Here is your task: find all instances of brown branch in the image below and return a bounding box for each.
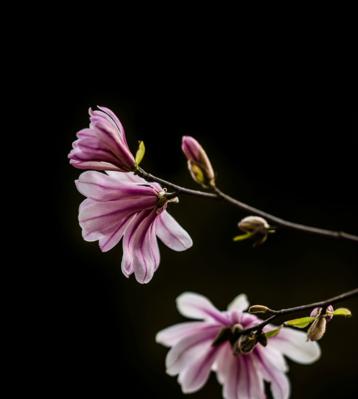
[136,167,358,243]
[239,287,358,336]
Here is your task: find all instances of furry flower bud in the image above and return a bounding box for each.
[181,136,215,188]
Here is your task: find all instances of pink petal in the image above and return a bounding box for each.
[176,292,230,324]
[69,107,136,171]
[165,325,220,376]
[269,327,321,364]
[227,294,249,312]
[178,344,219,393]
[121,210,160,284]
[218,353,265,399]
[76,171,158,201]
[78,198,155,240]
[156,321,211,347]
[215,342,233,385]
[98,214,136,252]
[96,106,128,145]
[253,348,290,399]
[156,211,193,251]
[105,171,147,185]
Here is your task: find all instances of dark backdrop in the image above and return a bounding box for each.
[20,38,357,398]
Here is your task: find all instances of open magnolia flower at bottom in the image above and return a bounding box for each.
[156,292,321,399]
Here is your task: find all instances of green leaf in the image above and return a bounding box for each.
[233,232,254,242]
[265,326,282,338]
[284,317,316,328]
[135,141,145,165]
[333,308,352,317]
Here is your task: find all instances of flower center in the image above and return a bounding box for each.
[156,190,179,211]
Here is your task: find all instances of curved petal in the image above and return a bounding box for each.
[178,344,219,393]
[165,325,220,376]
[156,321,211,347]
[122,210,160,284]
[98,214,136,252]
[78,198,155,242]
[105,171,148,185]
[269,327,321,364]
[156,211,193,251]
[227,294,249,312]
[96,106,128,144]
[69,107,136,171]
[76,171,158,201]
[253,348,290,399]
[176,292,229,324]
[216,347,266,399]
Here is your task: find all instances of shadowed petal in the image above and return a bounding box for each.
[156,211,193,251]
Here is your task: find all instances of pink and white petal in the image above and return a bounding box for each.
[221,349,240,399]
[214,342,233,385]
[240,356,266,399]
[70,159,120,171]
[178,344,219,393]
[227,294,249,312]
[98,214,136,252]
[96,106,127,144]
[78,198,155,240]
[176,292,230,324]
[156,211,193,251]
[156,321,212,347]
[76,172,157,201]
[254,349,290,399]
[228,356,265,399]
[259,345,288,372]
[122,210,160,284]
[165,325,220,376]
[269,327,321,364]
[106,171,147,185]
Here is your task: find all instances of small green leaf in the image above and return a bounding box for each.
[265,326,282,338]
[233,232,254,242]
[135,141,145,165]
[333,308,352,317]
[284,317,316,328]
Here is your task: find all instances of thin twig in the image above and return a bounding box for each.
[239,287,358,336]
[136,167,358,243]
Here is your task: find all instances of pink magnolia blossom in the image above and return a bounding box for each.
[156,292,320,399]
[69,106,136,171]
[75,171,193,283]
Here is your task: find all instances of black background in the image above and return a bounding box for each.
[13,18,357,399]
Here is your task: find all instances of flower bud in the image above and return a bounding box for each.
[310,305,334,321]
[181,136,215,188]
[238,216,269,234]
[248,305,272,314]
[325,305,334,321]
[307,317,327,341]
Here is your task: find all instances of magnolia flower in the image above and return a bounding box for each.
[69,106,136,171]
[75,171,192,283]
[156,292,320,399]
